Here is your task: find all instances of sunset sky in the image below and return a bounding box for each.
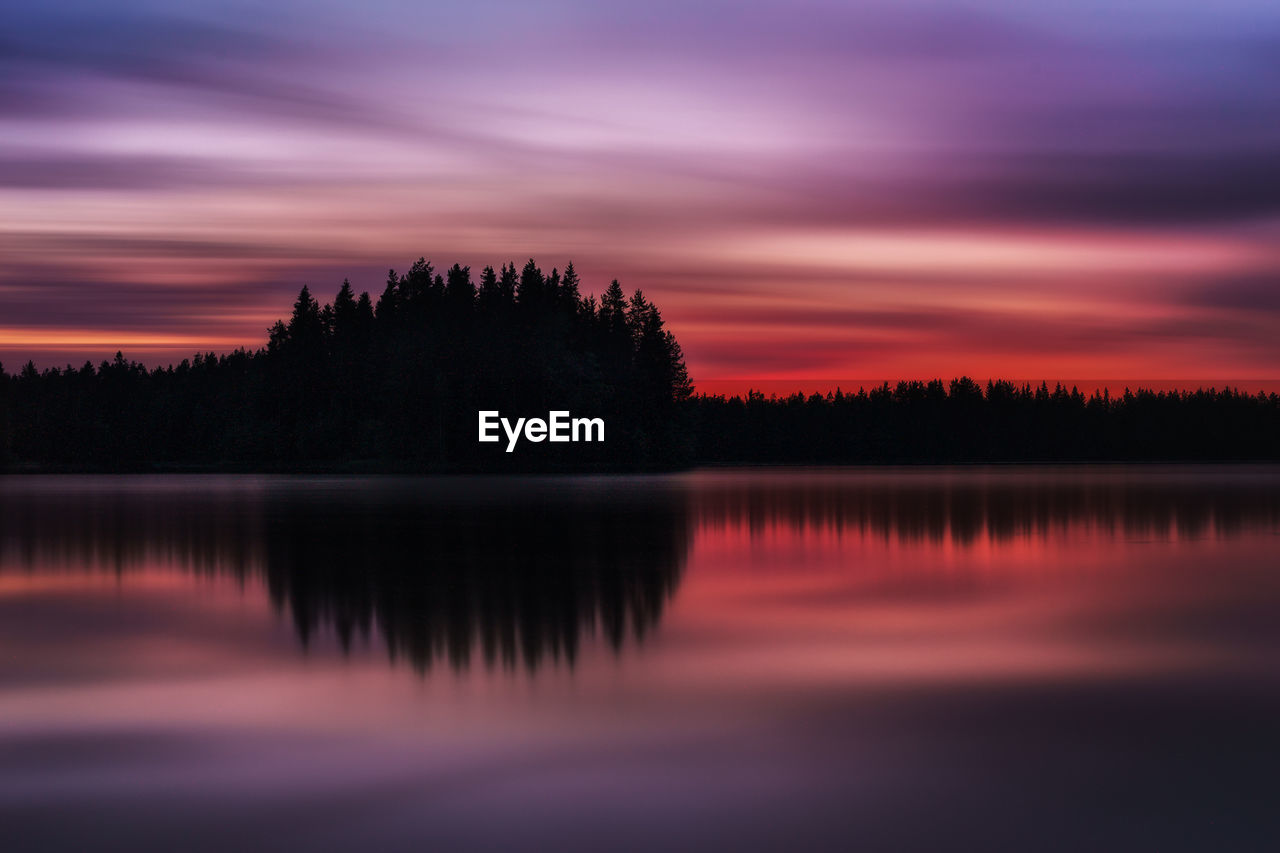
[2,0,1278,386]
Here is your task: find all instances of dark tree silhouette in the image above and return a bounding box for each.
[3,258,1278,470]
[0,360,9,468]
[2,257,695,472]
[692,379,1279,464]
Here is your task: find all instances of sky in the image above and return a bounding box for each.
[2,0,1279,387]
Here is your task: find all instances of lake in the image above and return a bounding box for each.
[2,468,1278,851]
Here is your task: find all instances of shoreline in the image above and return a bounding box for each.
[5,459,1280,476]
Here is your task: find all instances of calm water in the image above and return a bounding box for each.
[2,468,1278,851]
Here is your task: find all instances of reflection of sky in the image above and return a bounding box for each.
[2,470,1279,849]
[2,1,1279,380]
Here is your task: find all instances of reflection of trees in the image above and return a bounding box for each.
[0,478,691,672]
[259,485,690,671]
[2,470,1277,670]
[689,469,1280,544]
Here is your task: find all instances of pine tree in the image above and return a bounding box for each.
[561,261,581,306]
[517,258,545,309]
[445,264,475,314]
[478,265,500,310]
[498,262,518,303]
[376,269,400,323]
[287,286,325,353]
[332,279,358,339]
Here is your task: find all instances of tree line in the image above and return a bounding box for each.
[1,260,1277,470]
[0,258,693,471]
[694,379,1280,463]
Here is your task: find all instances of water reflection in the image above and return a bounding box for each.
[690,467,1280,542]
[1,469,1279,851]
[0,477,691,671]
[3,468,1278,675]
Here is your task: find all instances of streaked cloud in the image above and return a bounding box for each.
[2,0,1279,381]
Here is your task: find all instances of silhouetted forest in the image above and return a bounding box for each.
[1,259,1277,469]
[0,258,693,471]
[694,379,1279,463]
